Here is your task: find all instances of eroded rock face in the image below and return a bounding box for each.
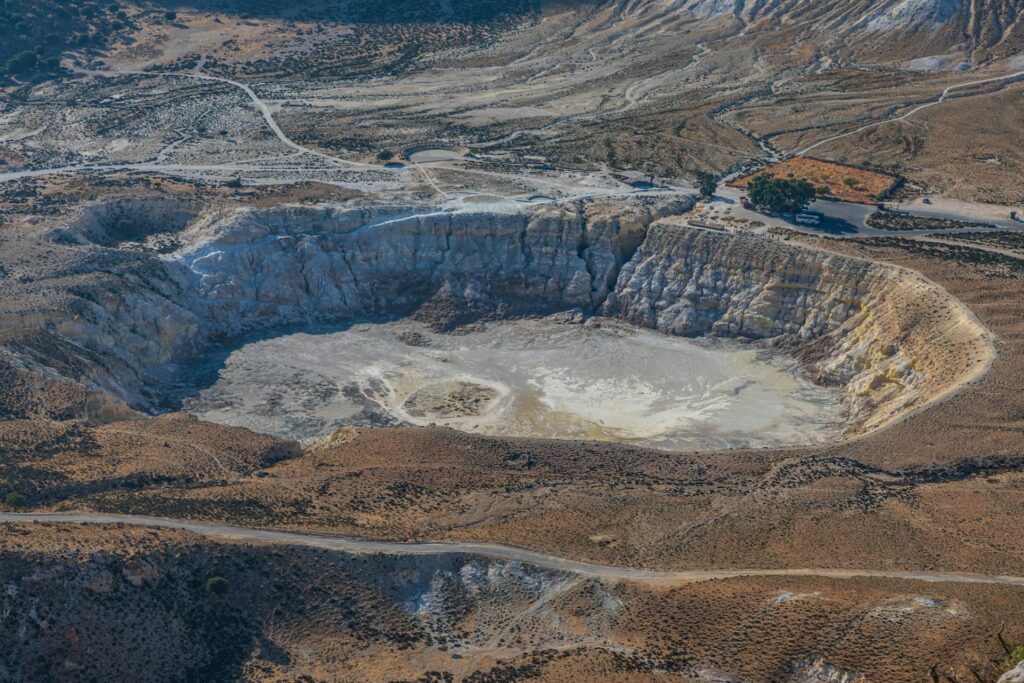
[0,200,672,413]
[605,224,992,433]
[0,198,993,437]
[604,225,883,339]
[176,203,656,335]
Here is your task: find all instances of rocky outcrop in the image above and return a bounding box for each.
[604,226,881,339]
[1000,661,1024,683]
[672,0,1022,54]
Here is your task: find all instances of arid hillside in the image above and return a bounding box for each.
[1,0,1023,680]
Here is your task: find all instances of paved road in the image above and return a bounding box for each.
[715,187,1023,238]
[4,512,1024,587]
[794,201,1022,238]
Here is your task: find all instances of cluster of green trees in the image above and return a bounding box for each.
[0,0,121,79]
[4,51,46,75]
[746,174,816,212]
[3,491,27,508]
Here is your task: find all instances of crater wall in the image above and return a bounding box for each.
[0,199,993,437]
[176,202,658,335]
[605,225,993,432]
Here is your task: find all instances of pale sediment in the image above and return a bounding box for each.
[183,317,846,448]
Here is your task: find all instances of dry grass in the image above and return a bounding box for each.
[2,523,1022,682]
[732,157,897,204]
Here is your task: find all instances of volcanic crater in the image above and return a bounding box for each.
[0,195,994,452]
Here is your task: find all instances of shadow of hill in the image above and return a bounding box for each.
[149,0,600,24]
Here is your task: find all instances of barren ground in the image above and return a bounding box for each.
[2,1,1023,681]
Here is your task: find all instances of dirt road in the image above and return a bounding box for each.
[4,512,1024,587]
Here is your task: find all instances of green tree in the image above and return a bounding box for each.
[5,50,38,75]
[696,171,717,199]
[377,150,395,162]
[747,174,816,212]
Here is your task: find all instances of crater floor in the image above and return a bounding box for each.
[183,317,844,450]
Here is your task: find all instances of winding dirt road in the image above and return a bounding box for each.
[797,69,1024,157]
[4,512,1024,587]
[109,69,382,172]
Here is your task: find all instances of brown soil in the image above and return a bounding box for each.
[2,522,1021,682]
[403,382,499,419]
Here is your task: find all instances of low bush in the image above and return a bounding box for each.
[205,576,229,595]
[4,492,28,508]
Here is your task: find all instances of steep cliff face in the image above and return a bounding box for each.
[0,199,992,437]
[174,201,669,336]
[0,200,679,414]
[0,226,209,413]
[605,225,993,432]
[184,208,594,333]
[604,226,883,339]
